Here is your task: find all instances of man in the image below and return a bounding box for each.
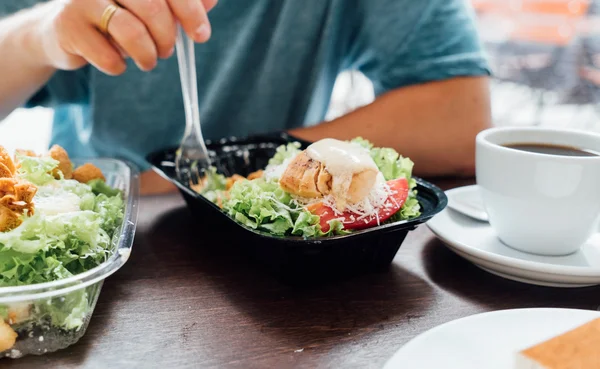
[0,0,492,194]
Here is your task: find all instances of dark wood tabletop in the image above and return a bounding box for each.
[4,178,600,369]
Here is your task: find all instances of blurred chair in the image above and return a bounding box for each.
[473,0,599,128]
[562,0,600,128]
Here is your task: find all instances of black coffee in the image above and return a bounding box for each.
[503,143,600,157]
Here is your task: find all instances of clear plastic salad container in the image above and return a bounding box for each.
[0,158,139,359]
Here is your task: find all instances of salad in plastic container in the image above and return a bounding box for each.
[0,145,138,359]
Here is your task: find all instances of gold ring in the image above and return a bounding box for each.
[99,4,119,34]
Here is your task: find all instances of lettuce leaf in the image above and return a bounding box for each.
[196,167,228,203]
[222,177,347,237]
[267,142,301,166]
[15,154,60,186]
[223,178,299,235]
[350,137,415,183]
[0,305,7,320]
[94,193,125,234]
[88,179,121,197]
[37,289,90,330]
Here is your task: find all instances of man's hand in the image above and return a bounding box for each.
[40,0,218,75]
[0,0,218,119]
[289,76,492,178]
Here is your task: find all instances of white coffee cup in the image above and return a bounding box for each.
[475,126,600,256]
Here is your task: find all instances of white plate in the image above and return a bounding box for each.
[426,185,600,288]
[383,308,600,369]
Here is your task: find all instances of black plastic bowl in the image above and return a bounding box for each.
[147,132,447,283]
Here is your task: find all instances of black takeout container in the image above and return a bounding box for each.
[147,132,447,283]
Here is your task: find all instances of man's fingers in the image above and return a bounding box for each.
[202,0,218,12]
[71,25,126,75]
[80,0,158,71]
[105,8,158,71]
[116,0,176,59]
[168,0,212,43]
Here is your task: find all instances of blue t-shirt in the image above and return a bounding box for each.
[2,0,490,171]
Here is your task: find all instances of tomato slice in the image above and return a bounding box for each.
[306,177,409,233]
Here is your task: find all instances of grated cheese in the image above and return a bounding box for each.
[293,172,393,221]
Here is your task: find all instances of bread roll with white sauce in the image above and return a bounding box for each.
[279,139,379,211]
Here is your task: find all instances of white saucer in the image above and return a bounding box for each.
[445,184,489,222]
[383,308,600,369]
[426,185,600,288]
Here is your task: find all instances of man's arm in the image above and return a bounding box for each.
[0,3,56,120]
[289,0,492,178]
[289,76,491,178]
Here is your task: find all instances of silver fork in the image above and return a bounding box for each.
[174,24,211,189]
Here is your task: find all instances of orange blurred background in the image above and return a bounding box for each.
[472,0,595,45]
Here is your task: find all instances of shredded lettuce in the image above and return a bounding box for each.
[202,167,228,193]
[94,193,125,234]
[267,142,301,167]
[196,167,228,203]
[0,305,7,320]
[15,154,60,186]
[222,178,347,237]
[350,137,415,183]
[0,157,124,332]
[88,178,121,197]
[37,289,90,331]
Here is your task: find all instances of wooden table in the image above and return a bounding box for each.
[5,179,600,369]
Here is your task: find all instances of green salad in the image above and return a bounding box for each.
[0,146,124,349]
[193,137,421,237]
